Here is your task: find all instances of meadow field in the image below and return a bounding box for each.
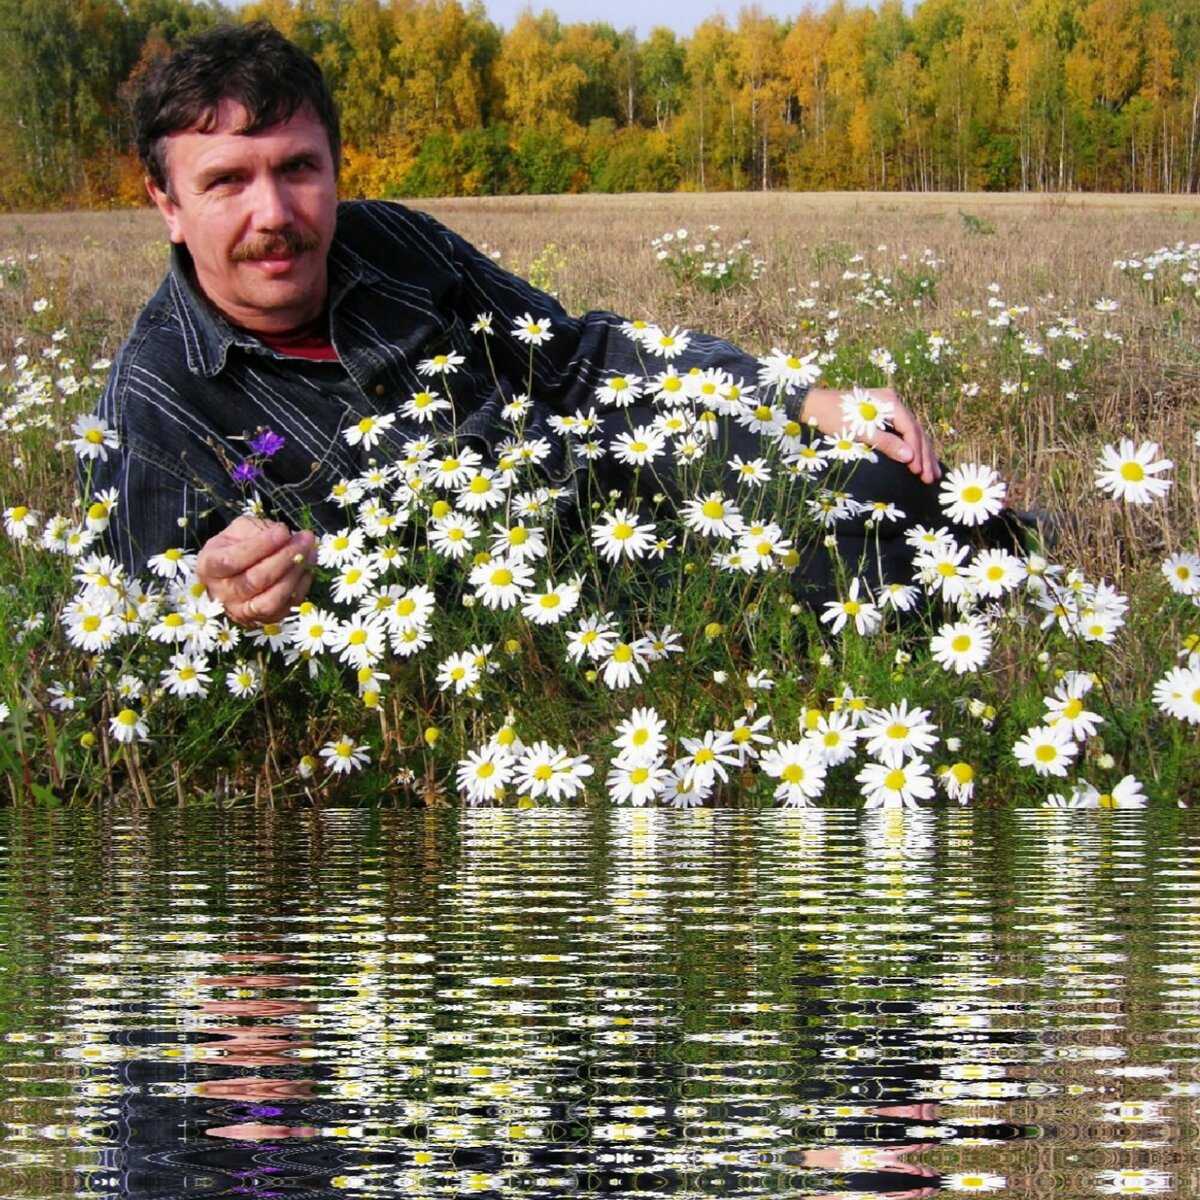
[0,191,1197,808]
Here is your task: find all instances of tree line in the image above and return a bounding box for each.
[1,0,1197,209]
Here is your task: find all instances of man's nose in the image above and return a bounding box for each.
[249,174,293,228]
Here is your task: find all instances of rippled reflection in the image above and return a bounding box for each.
[0,808,1196,1198]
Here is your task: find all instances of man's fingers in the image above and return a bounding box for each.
[199,520,291,581]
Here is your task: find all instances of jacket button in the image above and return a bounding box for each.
[374,383,386,397]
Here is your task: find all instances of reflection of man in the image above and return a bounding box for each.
[191,967,318,1141]
[91,22,957,626]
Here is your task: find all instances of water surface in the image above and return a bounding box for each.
[0,807,1196,1199]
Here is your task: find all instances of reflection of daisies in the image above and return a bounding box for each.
[945,1172,1006,1192]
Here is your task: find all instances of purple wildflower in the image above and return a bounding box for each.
[231,460,262,484]
[249,429,285,458]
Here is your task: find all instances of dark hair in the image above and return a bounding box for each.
[135,22,341,192]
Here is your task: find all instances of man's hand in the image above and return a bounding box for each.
[196,516,316,627]
[800,386,941,484]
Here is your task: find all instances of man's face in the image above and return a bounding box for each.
[148,100,337,334]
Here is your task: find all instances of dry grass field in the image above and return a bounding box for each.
[1,191,1198,805]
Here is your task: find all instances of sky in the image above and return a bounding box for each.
[475,0,807,38]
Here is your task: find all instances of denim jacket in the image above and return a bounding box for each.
[89,200,762,575]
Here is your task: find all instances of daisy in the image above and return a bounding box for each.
[757,348,821,394]
[728,713,773,763]
[1090,775,1148,809]
[820,577,883,637]
[606,757,671,806]
[3,503,38,540]
[735,400,787,438]
[469,557,533,609]
[611,425,667,467]
[401,388,450,424]
[759,740,828,806]
[416,349,465,375]
[380,584,436,634]
[938,761,976,803]
[1152,660,1200,724]
[803,709,859,767]
[856,757,936,807]
[601,641,649,690]
[456,468,507,512]
[967,547,1026,598]
[320,736,371,775]
[63,603,119,652]
[1162,550,1200,596]
[643,325,691,358]
[290,605,339,655]
[437,651,482,695]
[521,580,581,626]
[511,313,553,345]
[640,625,684,660]
[681,491,740,538]
[676,729,741,792]
[566,612,618,663]
[330,612,387,669]
[146,545,198,580]
[877,581,921,613]
[161,652,212,698]
[612,706,669,764]
[1012,724,1079,777]
[428,511,480,559]
[595,373,644,408]
[915,540,972,605]
[429,445,482,489]
[456,745,512,805]
[490,521,547,564]
[860,700,939,766]
[317,526,366,568]
[1043,672,1104,739]
[930,614,994,674]
[840,386,894,438]
[822,430,877,463]
[940,462,1007,526]
[514,741,593,801]
[591,507,657,563]
[658,760,714,808]
[728,455,772,488]
[109,707,149,744]
[343,411,396,450]
[1095,439,1173,503]
[70,413,119,461]
[225,661,261,698]
[331,557,379,605]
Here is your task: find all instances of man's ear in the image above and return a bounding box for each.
[146,176,185,245]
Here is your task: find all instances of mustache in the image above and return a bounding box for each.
[231,230,321,261]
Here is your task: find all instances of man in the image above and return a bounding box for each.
[92,22,942,628]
